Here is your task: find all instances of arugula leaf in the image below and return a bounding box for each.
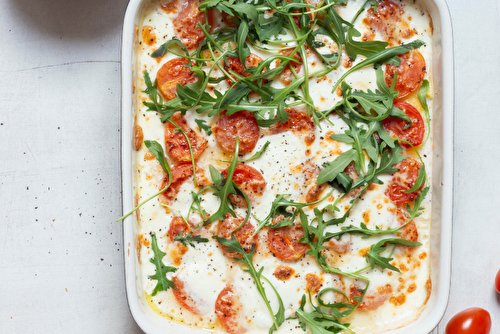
[418,79,431,145]
[189,190,209,222]
[325,223,401,241]
[317,149,358,185]
[149,233,177,296]
[214,235,285,333]
[204,137,243,226]
[151,37,189,58]
[345,28,388,60]
[241,141,270,162]
[402,186,429,225]
[174,231,209,248]
[331,40,425,93]
[292,292,356,334]
[195,118,212,135]
[254,190,333,234]
[144,140,171,176]
[366,238,422,272]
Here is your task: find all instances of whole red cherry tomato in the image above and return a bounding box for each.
[495,269,500,293]
[445,307,491,334]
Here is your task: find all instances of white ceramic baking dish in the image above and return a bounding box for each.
[121,0,454,332]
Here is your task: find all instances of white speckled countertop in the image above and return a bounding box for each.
[0,0,498,333]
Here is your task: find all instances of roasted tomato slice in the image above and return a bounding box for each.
[159,163,208,203]
[217,213,257,259]
[267,219,309,262]
[385,50,426,100]
[172,276,200,314]
[222,164,266,208]
[215,285,246,334]
[172,0,212,49]
[277,49,303,86]
[383,102,425,147]
[223,54,263,86]
[350,284,392,311]
[386,157,423,204]
[156,57,197,101]
[164,112,207,162]
[214,110,259,154]
[269,108,315,134]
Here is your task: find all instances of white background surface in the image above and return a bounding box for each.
[0,0,498,333]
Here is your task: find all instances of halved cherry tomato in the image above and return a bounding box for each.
[267,219,309,262]
[495,269,500,294]
[217,213,257,259]
[386,157,423,204]
[172,0,212,49]
[385,50,426,100]
[383,102,425,147]
[159,163,208,203]
[214,110,259,154]
[445,308,491,334]
[222,164,266,208]
[215,285,245,334]
[269,108,315,134]
[164,112,207,162]
[172,276,200,314]
[223,54,263,86]
[156,58,197,101]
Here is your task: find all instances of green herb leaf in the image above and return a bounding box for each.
[174,231,209,248]
[239,141,270,162]
[204,138,241,225]
[214,235,285,333]
[149,233,177,296]
[144,140,171,175]
[345,27,388,60]
[195,118,212,135]
[326,223,401,241]
[418,79,431,145]
[151,37,189,58]
[366,238,422,272]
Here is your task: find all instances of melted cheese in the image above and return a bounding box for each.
[132,0,434,333]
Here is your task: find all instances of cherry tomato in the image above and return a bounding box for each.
[217,213,257,259]
[164,112,207,162]
[445,308,491,334]
[172,0,212,49]
[495,269,500,293]
[159,163,208,203]
[172,276,200,314]
[269,108,315,134]
[223,54,263,86]
[267,220,309,261]
[214,110,259,154]
[386,157,423,204]
[383,102,425,147]
[156,58,197,101]
[222,164,266,208]
[215,285,246,334]
[385,50,426,100]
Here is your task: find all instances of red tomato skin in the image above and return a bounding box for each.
[383,102,425,147]
[445,308,491,334]
[495,269,500,293]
